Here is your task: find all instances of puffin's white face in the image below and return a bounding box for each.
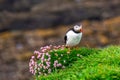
[73,25,82,32]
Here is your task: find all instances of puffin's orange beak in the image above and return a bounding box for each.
[80,29,83,32]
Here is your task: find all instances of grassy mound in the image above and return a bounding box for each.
[38,46,120,80]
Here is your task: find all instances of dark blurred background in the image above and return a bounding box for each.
[0,0,120,80]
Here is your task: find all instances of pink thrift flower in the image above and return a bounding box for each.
[48,57,51,61]
[34,50,40,55]
[53,63,57,68]
[37,52,41,57]
[46,53,49,56]
[31,56,35,59]
[54,60,58,63]
[54,60,59,67]
[57,63,62,67]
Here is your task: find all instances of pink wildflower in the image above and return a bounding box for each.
[57,63,62,67]
[31,56,35,59]
[29,45,66,76]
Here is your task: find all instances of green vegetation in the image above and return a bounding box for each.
[38,46,120,80]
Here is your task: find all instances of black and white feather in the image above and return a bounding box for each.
[64,25,82,46]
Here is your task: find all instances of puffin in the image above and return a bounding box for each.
[64,25,83,47]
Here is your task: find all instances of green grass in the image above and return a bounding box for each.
[38,46,120,80]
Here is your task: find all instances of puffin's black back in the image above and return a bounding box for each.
[64,35,67,44]
[64,28,80,44]
[64,28,73,44]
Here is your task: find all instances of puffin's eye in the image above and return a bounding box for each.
[76,26,78,28]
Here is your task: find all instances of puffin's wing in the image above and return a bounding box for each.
[64,28,72,44]
[64,35,67,44]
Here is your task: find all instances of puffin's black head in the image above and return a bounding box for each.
[73,25,82,33]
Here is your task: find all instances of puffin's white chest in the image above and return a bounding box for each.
[66,30,82,46]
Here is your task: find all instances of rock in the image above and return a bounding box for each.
[98,34,109,45]
[15,52,32,61]
[0,0,120,31]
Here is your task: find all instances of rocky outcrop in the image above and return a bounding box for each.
[0,0,120,31]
